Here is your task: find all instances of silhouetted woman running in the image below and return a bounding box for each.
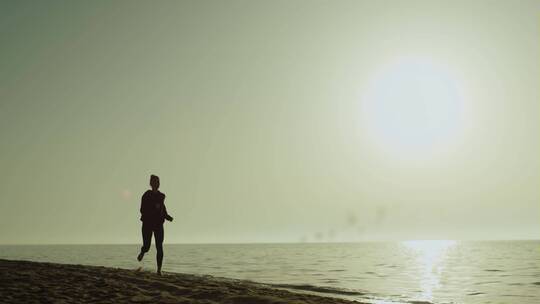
[137,174,173,275]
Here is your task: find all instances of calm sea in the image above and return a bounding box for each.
[1,241,539,304]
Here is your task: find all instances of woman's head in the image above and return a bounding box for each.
[150,174,160,190]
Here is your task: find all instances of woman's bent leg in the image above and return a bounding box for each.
[138,223,152,261]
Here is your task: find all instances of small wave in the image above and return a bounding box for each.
[484,269,503,272]
[408,301,434,304]
[533,282,540,286]
[467,292,485,296]
[474,280,501,285]
[270,283,365,296]
[501,294,535,298]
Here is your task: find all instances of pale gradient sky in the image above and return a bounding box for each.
[0,0,538,244]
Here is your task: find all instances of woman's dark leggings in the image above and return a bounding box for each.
[140,223,164,270]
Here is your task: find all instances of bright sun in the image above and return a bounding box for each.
[363,57,464,156]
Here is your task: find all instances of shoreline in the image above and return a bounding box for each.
[0,259,363,304]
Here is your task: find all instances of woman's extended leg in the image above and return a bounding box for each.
[154,225,164,274]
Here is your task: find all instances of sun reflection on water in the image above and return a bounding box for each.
[402,240,457,302]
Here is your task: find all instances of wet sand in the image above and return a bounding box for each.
[0,259,363,304]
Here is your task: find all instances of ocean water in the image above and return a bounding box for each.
[1,241,539,304]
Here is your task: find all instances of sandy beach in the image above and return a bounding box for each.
[0,259,362,304]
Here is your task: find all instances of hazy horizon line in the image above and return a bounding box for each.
[2,238,539,246]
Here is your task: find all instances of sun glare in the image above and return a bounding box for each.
[402,240,457,302]
[363,57,464,157]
